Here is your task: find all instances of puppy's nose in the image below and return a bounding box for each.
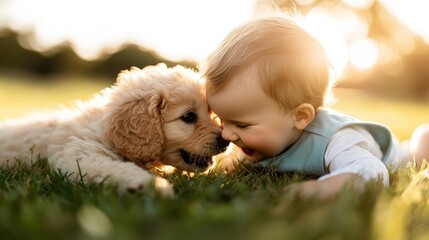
[216,135,230,151]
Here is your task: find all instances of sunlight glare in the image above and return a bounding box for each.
[378,43,403,76]
[342,0,374,9]
[381,0,429,44]
[391,29,415,55]
[129,0,255,62]
[349,38,379,70]
[295,0,317,6]
[333,7,368,40]
[300,7,349,78]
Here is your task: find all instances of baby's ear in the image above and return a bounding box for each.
[293,103,315,130]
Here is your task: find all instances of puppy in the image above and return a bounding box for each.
[0,64,229,195]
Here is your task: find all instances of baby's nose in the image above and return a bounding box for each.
[221,127,239,142]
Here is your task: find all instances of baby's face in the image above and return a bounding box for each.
[207,72,302,163]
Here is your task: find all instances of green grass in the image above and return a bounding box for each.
[1,75,429,240]
[1,158,429,240]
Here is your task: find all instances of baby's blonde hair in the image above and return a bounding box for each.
[203,16,333,111]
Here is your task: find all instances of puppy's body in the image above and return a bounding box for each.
[0,105,128,186]
[0,64,228,194]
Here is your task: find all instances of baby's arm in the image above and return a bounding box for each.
[287,126,389,200]
[287,173,366,200]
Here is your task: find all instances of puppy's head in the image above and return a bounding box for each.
[104,63,229,171]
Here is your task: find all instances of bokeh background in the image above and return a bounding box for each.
[0,0,428,138]
[1,2,428,239]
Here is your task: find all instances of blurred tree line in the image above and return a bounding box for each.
[1,0,429,101]
[0,29,196,82]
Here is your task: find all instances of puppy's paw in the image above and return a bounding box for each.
[214,144,247,172]
[154,177,175,197]
[119,175,174,198]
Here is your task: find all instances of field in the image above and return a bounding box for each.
[1,74,429,240]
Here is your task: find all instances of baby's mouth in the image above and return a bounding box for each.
[240,147,254,156]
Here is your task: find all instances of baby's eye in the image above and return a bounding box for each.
[236,124,249,129]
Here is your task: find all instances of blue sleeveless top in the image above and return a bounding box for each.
[258,109,393,176]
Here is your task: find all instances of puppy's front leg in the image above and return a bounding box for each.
[47,138,174,196]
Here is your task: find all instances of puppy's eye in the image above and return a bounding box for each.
[181,112,197,124]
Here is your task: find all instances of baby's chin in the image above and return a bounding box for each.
[240,147,282,163]
[239,147,262,163]
[228,144,269,163]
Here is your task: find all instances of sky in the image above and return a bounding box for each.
[1,0,429,79]
[0,0,256,61]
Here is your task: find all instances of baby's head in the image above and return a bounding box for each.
[204,16,332,112]
[203,16,333,162]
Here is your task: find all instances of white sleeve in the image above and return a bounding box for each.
[319,126,389,186]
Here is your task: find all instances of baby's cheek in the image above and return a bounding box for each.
[266,136,292,155]
[253,137,284,156]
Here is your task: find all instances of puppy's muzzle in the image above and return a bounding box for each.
[180,135,230,169]
[216,135,230,153]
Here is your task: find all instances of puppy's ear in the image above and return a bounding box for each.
[106,95,164,167]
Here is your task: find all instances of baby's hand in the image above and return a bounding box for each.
[285,180,324,199]
[284,173,366,200]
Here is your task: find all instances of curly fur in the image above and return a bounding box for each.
[0,63,228,195]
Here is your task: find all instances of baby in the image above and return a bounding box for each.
[203,16,429,200]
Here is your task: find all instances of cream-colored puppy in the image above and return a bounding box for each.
[0,64,229,195]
